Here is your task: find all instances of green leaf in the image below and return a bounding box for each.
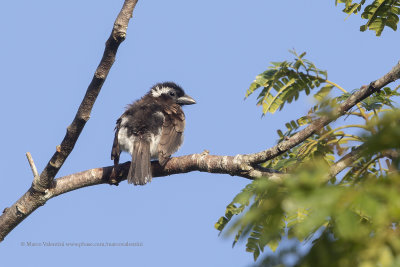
[267,239,279,252]
[246,50,329,115]
[314,84,334,101]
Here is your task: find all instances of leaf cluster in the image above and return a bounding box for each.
[245,50,329,115]
[336,0,400,36]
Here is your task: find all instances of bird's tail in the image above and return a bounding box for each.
[127,138,152,185]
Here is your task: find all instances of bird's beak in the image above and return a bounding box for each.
[177,94,196,105]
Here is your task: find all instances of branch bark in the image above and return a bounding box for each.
[0,0,138,242]
[48,153,284,199]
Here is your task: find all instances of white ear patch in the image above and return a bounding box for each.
[151,86,171,97]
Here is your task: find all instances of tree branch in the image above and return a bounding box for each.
[48,153,284,199]
[243,61,400,165]
[0,0,139,242]
[327,144,366,181]
[326,146,399,181]
[38,0,139,190]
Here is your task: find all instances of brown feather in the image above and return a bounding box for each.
[128,137,151,185]
[111,118,122,164]
[158,104,185,166]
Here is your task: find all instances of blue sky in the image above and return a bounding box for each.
[0,1,398,266]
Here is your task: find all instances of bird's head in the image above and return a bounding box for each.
[150,82,196,105]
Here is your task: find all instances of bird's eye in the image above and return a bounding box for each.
[169,91,175,97]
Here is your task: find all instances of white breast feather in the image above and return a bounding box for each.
[118,127,135,155]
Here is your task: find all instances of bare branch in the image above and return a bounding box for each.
[49,153,283,199]
[38,0,138,190]
[0,0,139,242]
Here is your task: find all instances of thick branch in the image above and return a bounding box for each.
[0,152,281,242]
[243,61,400,165]
[49,153,283,198]
[0,0,138,242]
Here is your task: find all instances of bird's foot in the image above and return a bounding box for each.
[108,167,120,186]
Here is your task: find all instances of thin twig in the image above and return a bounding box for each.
[26,152,46,193]
[25,152,39,178]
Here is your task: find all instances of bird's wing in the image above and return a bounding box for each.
[111,117,122,165]
[158,104,185,166]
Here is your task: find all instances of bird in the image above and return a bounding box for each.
[111,82,196,185]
